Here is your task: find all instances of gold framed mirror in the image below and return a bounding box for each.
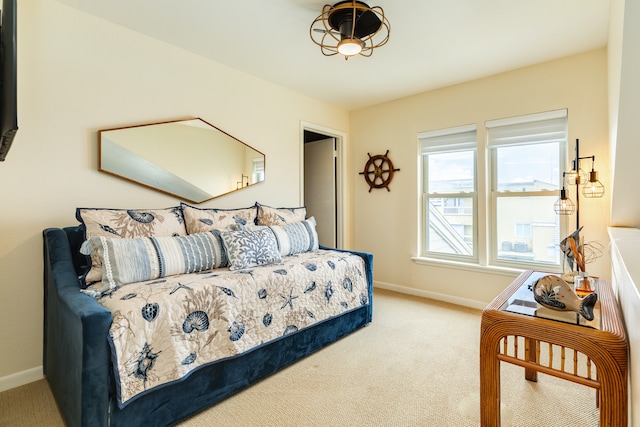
[98,118,265,203]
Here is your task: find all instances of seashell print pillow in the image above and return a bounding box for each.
[255,202,306,226]
[76,207,186,287]
[219,228,282,271]
[181,202,258,234]
[268,217,319,256]
[83,231,227,292]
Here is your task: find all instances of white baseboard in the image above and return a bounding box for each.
[374,280,487,310]
[0,366,43,392]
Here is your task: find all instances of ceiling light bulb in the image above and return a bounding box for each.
[337,38,364,56]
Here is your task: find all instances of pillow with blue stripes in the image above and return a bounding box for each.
[83,231,227,292]
[268,217,319,256]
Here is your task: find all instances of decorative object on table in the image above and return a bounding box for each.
[574,272,597,298]
[359,150,400,192]
[309,0,390,60]
[532,274,598,321]
[559,226,603,284]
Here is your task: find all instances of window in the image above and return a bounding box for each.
[515,223,532,238]
[419,124,477,261]
[487,110,567,269]
[252,157,265,183]
[417,109,567,271]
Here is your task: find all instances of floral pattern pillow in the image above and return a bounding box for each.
[256,203,306,226]
[181,203,258,234]
[220,228,282,271]
[76,207,186,286]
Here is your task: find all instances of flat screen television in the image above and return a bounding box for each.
[0,0,17,162]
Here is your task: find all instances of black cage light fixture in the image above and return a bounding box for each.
[554,180,576,216]
[310,1,390,60]
[555,139,604,228]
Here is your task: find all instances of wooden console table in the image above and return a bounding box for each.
[480,270,628,426]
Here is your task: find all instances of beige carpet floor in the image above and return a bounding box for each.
[0,289,599,426]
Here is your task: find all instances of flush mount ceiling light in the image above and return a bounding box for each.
[310,1,390,60]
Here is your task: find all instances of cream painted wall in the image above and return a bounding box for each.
[0,0,348,383]
[610,0,640,227]
[349,49,610,306]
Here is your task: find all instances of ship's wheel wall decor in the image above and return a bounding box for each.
[359,150,400,192]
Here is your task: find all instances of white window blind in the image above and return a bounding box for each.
[419,124,477,153]
[486,109,567,148]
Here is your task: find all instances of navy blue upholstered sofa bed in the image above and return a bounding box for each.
[43,224,373,427]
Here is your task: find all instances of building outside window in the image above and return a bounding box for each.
[515,223,532,238]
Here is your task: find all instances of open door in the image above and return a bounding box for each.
[302,125,344,248]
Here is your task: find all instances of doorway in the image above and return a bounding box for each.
[301,123,345,249]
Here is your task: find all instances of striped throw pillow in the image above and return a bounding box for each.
[269,217,319,256]
[86,231,227,291]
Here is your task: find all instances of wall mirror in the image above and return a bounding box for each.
[99,118,265,203]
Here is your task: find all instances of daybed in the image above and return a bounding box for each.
[43,203,373,427]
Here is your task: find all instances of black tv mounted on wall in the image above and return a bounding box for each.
[0,0,17,162]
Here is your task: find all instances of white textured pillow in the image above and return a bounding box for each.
[269,217,319,256]
[220,228,282,271]
[84,231,227,291]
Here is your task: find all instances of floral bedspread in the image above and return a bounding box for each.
[90,249,369,407]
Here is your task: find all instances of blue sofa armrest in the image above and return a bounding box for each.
[43,228,113,427]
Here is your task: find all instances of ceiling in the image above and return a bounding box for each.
[54,0,610,111]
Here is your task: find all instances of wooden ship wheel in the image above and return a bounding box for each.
[359,150,400,192]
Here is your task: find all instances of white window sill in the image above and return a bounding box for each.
[411,256,525,277]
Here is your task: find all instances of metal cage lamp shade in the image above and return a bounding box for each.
[310,1,390,59]
[582,158,604,198]
[565,163,588,186]
[554,187,576,215]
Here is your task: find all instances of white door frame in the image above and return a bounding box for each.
[300,121,346,249]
